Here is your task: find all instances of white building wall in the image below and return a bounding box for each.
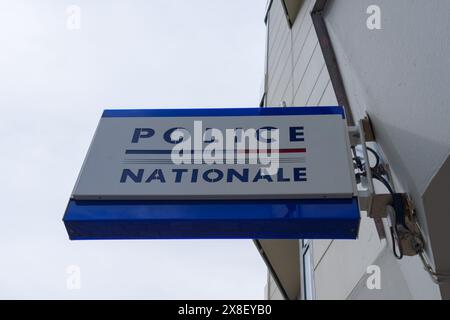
[323,0,447,299]
[267,272,285,300]
[263,0,443,300]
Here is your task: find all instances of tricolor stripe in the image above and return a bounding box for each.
[125,148,306,155]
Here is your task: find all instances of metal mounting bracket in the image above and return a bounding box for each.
[350,116,423,252]
[350,117,384,218]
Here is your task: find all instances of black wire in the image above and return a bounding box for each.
[366,146,380,168]
[372,173,404,259]
[352,145,379,169]
[354,148,404,260]
[372,173,394,195]
[372,173,403,258]
[351,146,364,171]
[390,226,404,259]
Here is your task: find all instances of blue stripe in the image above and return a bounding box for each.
[102,106,345,118]
[125,149,307,155]
[63,197,360,240]
[125,149,248,155]
[126,149,173,155]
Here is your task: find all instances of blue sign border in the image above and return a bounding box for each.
[64,198,360,240]
[102,106,345,118]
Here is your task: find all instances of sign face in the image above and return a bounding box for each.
[64,107,360,240]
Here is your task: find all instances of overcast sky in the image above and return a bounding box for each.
[0,0,267,299]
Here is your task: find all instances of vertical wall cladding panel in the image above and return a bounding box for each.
[312,239,332,269]
[267,0,323,107]
[307,68,329,105]
[268,273,277,297]
[281,78,294,106]
[268,30,291,81]
[291,0,314,37]
[293,44,325,105]
[292,27,318,95]
[268,23,291,83]
[314,215,385,300]
[290,0,329,108]
[318,81,338,106]
[267,273,285,300]
[270,287,285,300]
[267,0,289,78]
[267,0,286,62]
[291,0,315,96]
[267,35,292,106]
[268,62,292,105]
[291,0,315,67]
[267,1,293,106]
[290,0,331,108]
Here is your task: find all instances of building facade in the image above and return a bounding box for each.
[259,0,450,300]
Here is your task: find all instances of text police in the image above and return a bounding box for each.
[120,121,307,184]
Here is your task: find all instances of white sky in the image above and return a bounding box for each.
[0,0,268,299]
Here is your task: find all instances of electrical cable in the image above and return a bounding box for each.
[352,145,380,169]
[354,146,404,260]
[373,172,404,260]
[390,226,404,260]
[355,143,450,276]
[366,146,380,168]
[372,173,403,260]
[372,172,394,195]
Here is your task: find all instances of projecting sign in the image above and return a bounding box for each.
[64,107,360,240]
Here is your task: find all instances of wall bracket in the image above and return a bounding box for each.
[350,116,424,257]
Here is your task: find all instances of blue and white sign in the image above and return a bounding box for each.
[64,107,360,240]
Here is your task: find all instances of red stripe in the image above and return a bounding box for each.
[237,148,306,154]
[278,148,306,154]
